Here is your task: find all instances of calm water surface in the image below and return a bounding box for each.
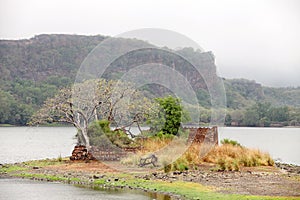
[0,127,77,164]
[0,178,155,200]
[219,127,300,165]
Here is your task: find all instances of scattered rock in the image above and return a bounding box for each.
[275,162,300,174]
[93,175,100,179]
[173,171,182,175]
[152,172,157,177]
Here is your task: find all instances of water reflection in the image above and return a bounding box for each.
[0,178,170,200]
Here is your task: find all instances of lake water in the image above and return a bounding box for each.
[0,178,156,200]
[0,127,299,199]
[0,127,299,165]
[0,127,77,164]
[219,127,300,165]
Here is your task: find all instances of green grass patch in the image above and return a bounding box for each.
[92,174,299,200]
[0,165,28,173]
[14,173,85,183]
[0,158,65,175]
[0,124,15,127]
[22,158,67,167]
[221,138,242,147]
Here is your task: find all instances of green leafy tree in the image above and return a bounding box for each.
[243,108,259,126]
[268,106,289,122]
[230,110,245,125]
[225,114,232,126]
[0,89,15,124]
[254,102,271,119]
[152,96,185,135]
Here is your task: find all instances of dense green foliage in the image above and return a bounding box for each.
[87,119,138,148]
[0,34,104,125]
[220,138,242,147]
[0,34,299,126]
[151,96,183,135]
[219,78,300,127]
[224,96,298,127]
[0,77,73,125]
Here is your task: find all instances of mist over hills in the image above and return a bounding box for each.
[0,34,299,125]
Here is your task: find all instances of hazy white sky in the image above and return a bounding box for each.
[1,0,299,87]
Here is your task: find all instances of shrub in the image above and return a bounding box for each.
[174,160,189,171]
[87,119,138,149]
[221,138,242,147]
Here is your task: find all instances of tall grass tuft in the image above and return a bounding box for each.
[203,144,274,171]
[121,136,274,172]
[57,154,62,162]
[138,136,173,153]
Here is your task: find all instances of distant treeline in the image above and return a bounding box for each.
[225,102,300,127]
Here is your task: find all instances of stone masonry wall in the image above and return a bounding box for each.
[186,126,218,146]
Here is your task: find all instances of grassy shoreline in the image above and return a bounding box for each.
[1,158,300,200]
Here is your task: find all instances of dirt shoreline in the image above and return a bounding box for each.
[1,160,300,199]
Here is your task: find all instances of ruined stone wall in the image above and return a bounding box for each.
[89,146,141,161]
[70,145,95,161]
[186,126,218,146]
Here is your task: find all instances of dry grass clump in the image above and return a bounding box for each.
[121,137,174,166]
[121,136,274,172]
[137,137,173,153]
[203,144,274,171]
[181,144,204,165]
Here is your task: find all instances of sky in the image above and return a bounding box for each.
[1,0,299,87]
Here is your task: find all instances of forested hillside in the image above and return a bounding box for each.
[0,34,106,124]
[224,79,300,126]
[0,34,299,126]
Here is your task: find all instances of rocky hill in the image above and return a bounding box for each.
[0,34,299,125]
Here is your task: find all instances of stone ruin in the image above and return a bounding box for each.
[186,126,218,146]
[70,145,141,161]
[70,127,219,161]
[70,145,95,161]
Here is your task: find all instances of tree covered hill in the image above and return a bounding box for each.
[224,78,300,108]
[0,34,106,124]
[0,34,106,82]
[0,34,299,125]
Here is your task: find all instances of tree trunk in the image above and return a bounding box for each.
[94,109,98,121]
[81,127,90,150]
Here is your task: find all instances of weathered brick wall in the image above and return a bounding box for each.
[186,126,218,146]
[90,146,141,161]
